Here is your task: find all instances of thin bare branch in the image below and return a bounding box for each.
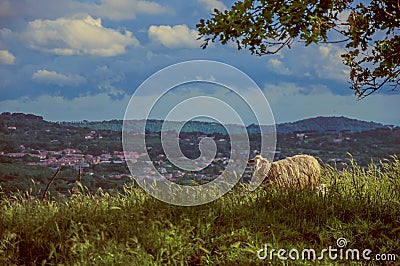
[42,165,62,201]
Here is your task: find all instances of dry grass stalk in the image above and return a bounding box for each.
[42,165,62,201]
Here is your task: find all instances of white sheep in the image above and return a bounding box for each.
[250,154,321,189]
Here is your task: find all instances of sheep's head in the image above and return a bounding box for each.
[248,155,272,179]
[250,155,270,171]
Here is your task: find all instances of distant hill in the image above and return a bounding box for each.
[0,112,55,131]
[63,115,386,134]
[1,112,388,135]
[276,116,385,134]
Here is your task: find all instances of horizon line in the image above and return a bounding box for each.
[2,112,396,127]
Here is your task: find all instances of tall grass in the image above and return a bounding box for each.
[0,158,399,265]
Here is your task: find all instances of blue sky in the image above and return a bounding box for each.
[0,0,399,125]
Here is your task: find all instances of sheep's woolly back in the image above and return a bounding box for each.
[253,154,320,189]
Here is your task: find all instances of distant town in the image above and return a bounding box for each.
[0,128,253,183]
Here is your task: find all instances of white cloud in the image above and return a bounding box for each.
[0,49,15,64]
[314,44,349,81]
[21,14,140,56]
[318,46,330,58]
[32,69,86,87]
[267,58,291,75]
[198,0,227,12]
[262,82,400,125]
[98,83,126,100]
[91,0,170,20]
[271,43,350,82]
[0,0,170,22]
[148,24,201,49]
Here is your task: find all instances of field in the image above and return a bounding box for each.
[0,158,399,265]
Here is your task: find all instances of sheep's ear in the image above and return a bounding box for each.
[262,159,270,164]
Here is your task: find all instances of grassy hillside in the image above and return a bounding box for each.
[1,158,399,265]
